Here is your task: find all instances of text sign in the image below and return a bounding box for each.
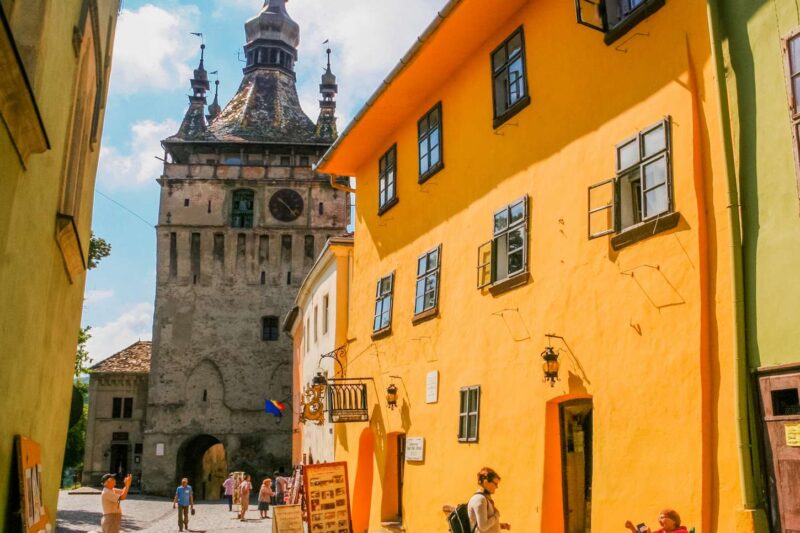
[426,371,438,404]
[155,443,165,456]
[405,437,424,462]
[786,423,800,447]
[304,462,352,533]
[272,504,303,533]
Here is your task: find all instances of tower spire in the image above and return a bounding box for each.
[176,43,211,139]
[207,78,221,122]
[316,47,338,139]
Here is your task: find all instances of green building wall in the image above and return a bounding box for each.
[0,1,118,528]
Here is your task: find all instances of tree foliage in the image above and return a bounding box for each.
[88,232,111,270]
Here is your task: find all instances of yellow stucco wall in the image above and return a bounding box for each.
[0,0,118,526]
[323,0,748,531]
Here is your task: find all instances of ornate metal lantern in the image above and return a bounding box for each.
[541,346,560,387]
[312,372,328,386]
[386,383,398,410]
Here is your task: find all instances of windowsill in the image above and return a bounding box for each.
[412,307,438,325]
[378,196,399,216]
[610,211,680,250]
[418,162,444,185]
[371,327,392,340]
[457,438,479,444]
[488,271,530,296]
[603,0,666,45]
[493,94,531,129]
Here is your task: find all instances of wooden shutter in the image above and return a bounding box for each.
[575,0,608,32]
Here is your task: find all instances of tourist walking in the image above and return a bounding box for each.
[172,478,195,532]
[625,509,688,533]
[222,473,235,511]
[258,478,274,519]
[100,473,132,533]
[238,474,253,521]
[275,471,288,505]
[468,467,511,532]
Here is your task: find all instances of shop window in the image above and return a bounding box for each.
[418,103,443,182]
[458,386,480,442]
[231,189,254,228]
[373,273,394,334]
[576,0,666,44]
[491,27,529,128]
[262,316,279,341]
[414,246,441,318]
[477,196,528,291]
[772,388,800,416]
[588,117,678,249]
[378,144,398,214]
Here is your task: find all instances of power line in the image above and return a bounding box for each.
[94,189,154,228]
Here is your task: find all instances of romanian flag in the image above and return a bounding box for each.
[265,400,287,418]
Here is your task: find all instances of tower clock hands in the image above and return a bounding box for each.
[277,197,298,217]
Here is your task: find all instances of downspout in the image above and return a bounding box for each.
[706,0,759,511]
[329,174,355,194]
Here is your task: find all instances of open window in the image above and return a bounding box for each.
[477,196,528,290]
[587,117,676,246]
[575,0,666,44]
[373,273,394,335]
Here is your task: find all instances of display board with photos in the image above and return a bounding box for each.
[272,504,304,533]
[303,462,352,533]
[16,436,51,532]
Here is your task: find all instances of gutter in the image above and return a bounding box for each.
[706,0,759,512]
[314,0,463,173]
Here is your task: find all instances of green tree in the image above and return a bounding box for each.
[88,232,111,270]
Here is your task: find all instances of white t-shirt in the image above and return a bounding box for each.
[468,492,500,533]
[101,488,122,515]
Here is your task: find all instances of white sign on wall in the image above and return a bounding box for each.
[155,443,165,456]
[405,437,425,462]
[426,371,439,404]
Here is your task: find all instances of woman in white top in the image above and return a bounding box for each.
[468,467,511,532]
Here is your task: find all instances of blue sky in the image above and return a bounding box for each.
[84,0,446,362]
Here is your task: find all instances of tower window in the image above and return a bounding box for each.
[304,235,315,259]
[231,189,254,228]
[280,155,291,166]
[262,316,279,341]
[300,156,310,167]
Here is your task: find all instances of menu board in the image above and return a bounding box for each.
[272,504,304,533]
[303,462,352,533]
[16,436,51,533]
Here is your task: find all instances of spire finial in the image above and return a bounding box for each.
[199,43,206,69]
[326,48,331,71]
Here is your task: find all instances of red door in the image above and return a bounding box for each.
[758,370,800,533]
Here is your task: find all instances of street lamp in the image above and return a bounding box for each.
[541,346,560,387]
[386,384,398,410]
[312,372,328,387]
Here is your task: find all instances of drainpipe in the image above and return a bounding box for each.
[706,0,759,512]
[329,174,355,194]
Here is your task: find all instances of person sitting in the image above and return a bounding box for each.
[625,509,688,533]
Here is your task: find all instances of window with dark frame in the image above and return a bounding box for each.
[575,0,665,44]
[418,103,443,181]
[588,117,673,240]
[378,145,397,212]
[784,29,800,189]
[491,27,529,126]
[322,294,329,335]
[458,386,480,442]
[414,246,441,316]
[112,397,133,419]
[373,273,394,333]
[477,196,528,289]
[262,316,279,341]
[231,189,254,228]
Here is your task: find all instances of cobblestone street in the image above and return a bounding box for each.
[56,491,295,532]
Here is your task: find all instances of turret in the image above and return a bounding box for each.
[316,48,338,139]
[242,0,300,76]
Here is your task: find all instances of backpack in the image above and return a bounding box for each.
[447,503,474,533]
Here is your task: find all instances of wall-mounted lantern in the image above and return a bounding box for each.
[541,346,560,387]
[312,372,328,387]
[386,383,398,410]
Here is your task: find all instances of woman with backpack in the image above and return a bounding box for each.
[468,467,511,532]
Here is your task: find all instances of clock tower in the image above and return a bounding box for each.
[141,0,348,496]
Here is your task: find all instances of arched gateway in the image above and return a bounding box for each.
[176,435,227,500]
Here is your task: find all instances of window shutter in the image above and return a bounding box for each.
[476,240,493,289]
[588,178,617,239]
[575,0,608,32]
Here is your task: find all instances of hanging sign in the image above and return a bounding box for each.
[328,382,369,423]
[786,423,800,447]
[405,437,425,462]
[304,462,352,533]
[272,504,303,533]
[426,371,439,403]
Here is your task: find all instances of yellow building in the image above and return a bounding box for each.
[317,0,763,531]
[0,0,118,526]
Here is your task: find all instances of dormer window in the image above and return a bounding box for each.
[576,0,666,45]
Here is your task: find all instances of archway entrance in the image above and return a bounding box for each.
[176,435,228,500]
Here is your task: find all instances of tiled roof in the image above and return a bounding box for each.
[91,341,151,373]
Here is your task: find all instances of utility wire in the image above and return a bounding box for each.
[94,189,155,228]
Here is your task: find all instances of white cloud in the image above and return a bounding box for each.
[110,4,200,94]
[86,302,153,364]
[84,289,114,305]
[97,118,179,189]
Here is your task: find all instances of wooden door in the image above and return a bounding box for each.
[758,370,800,533]
[397,434,406,518]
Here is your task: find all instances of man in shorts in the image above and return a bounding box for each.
[100,473,132,533]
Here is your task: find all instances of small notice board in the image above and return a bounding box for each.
[786,423,800,447]
[304,462,352,533]
[272,504,304,533]
[16,436,50,533]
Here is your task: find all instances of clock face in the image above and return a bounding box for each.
[269,189,304,222]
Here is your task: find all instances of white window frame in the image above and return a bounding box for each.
[477,196,528,289]
[414,245,441,316]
